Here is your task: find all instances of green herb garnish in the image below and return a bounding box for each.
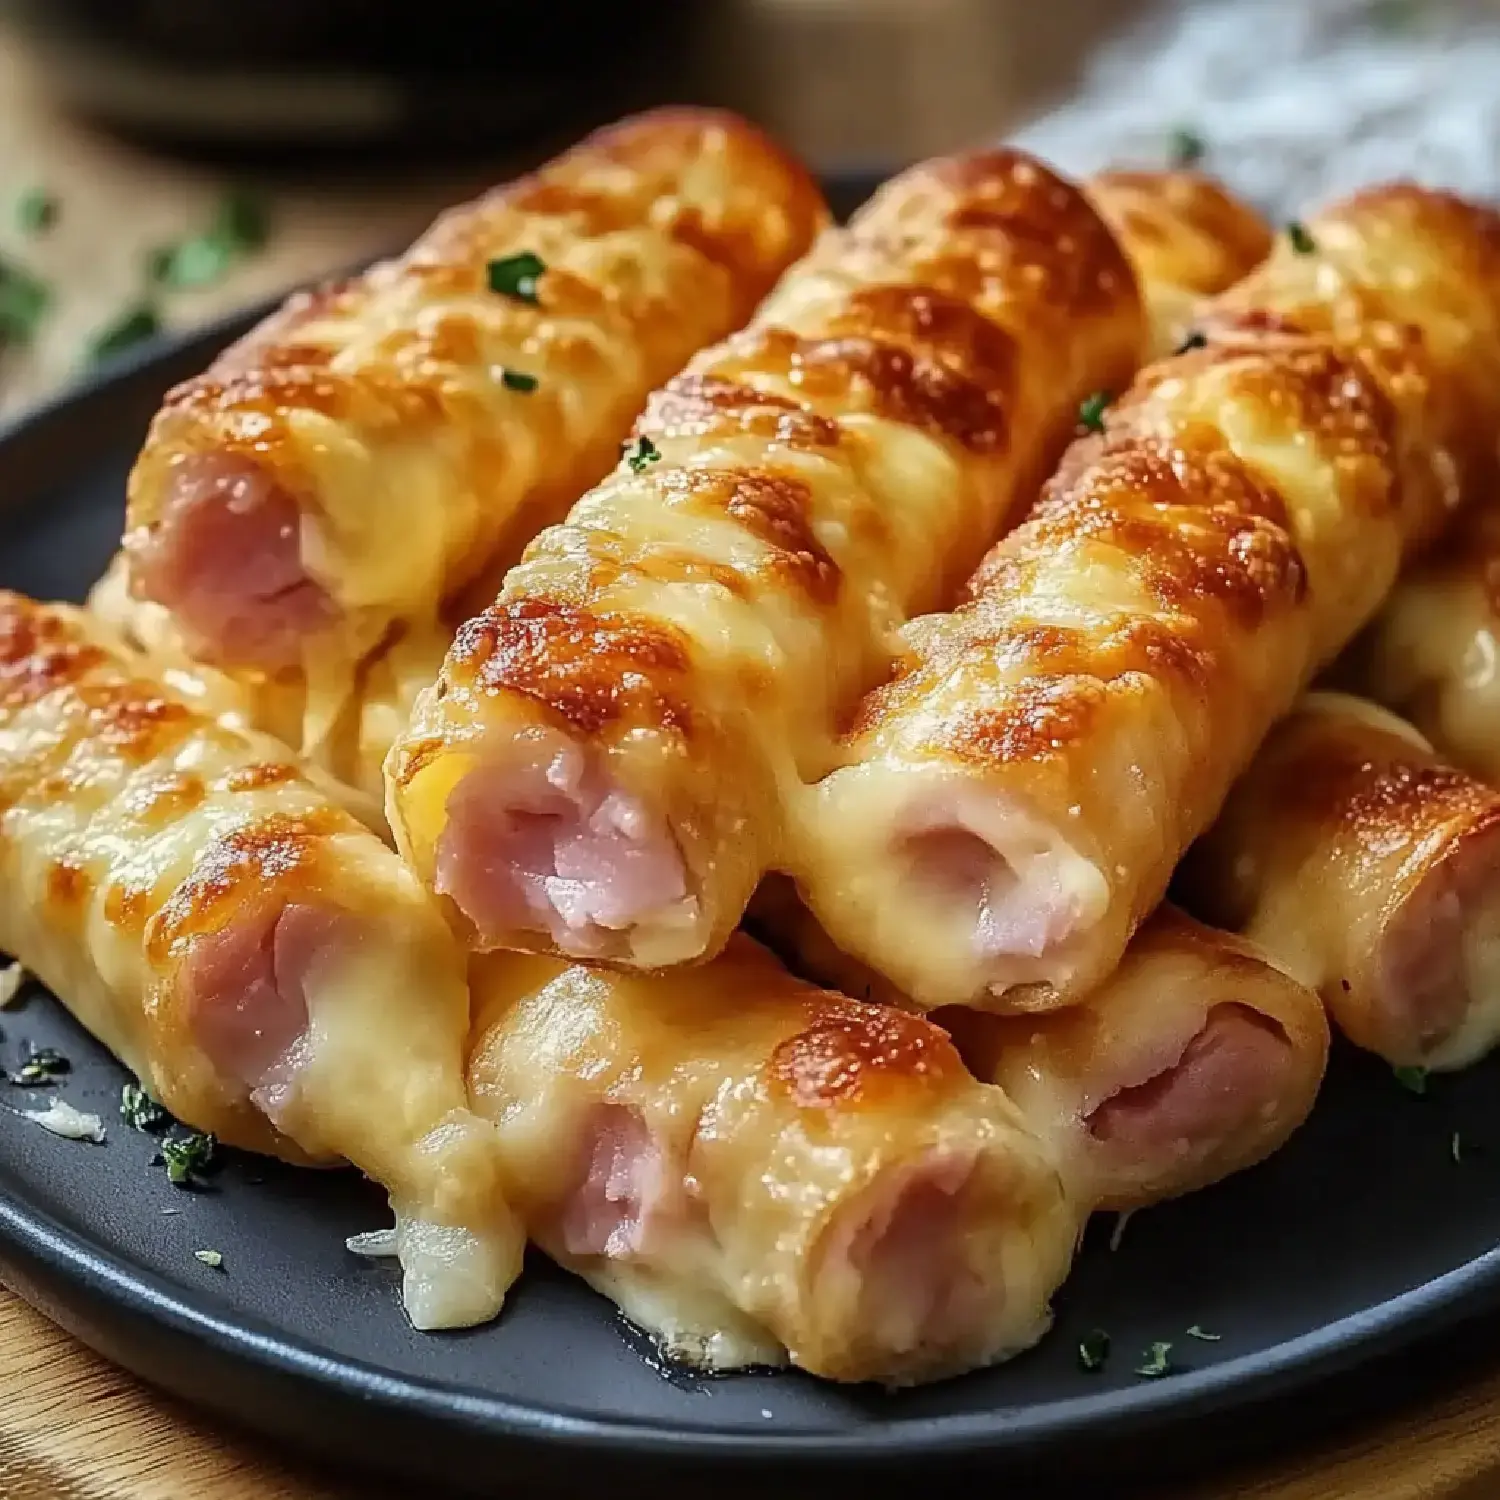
[193,1248,224,1270]
[1077,391,1112,434]
[149,190,270,290]
[500,367,539,393]
[1077,1328,1111,1372]
[1286,221,1317,255]
[161,1130,217,1187]
[625,436,661,474]
[15,188,58,237]
[1393,1064,1429,1096]
[1175,330,1208,355]
[11,1046,70,1085]
[121,1081,169,1133]
[1186,1325,1221,1342]
[0,257,51,347]
[1134,1341,1175,1379]
[89,304,160,364]
[1168,127,1206,168]
[486,250,547,305]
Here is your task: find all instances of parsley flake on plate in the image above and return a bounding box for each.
[150,190,270,291]
[1186,1325,1221,1342]
[11,1045,70,1085]
[487,250,547,304]
[160,1129,217,1187]
[1134,1341,1175,1379]
[0,257,51,347]
[121,1080,170,1133]
[1077,1328,1110,1372]
[89,304,161,364]
[193,1248,224,1270]
[1393,1064,1428,1096]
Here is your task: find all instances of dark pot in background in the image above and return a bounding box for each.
[0,0,705,162]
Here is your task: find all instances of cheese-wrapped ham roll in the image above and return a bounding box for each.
[795,185,1500,1012]
[390,149,1185,966]
[466,934,1079,1386]
[1349,503,1500,787]
[1184,691,1500,1070]
[0,592,518,1329]
[1085,169,1273,358]
[750,882,1327,1211]
[941,909,1328,1211]
[122,108,825,735]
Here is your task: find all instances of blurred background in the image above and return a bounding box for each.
[0,0,1495,414]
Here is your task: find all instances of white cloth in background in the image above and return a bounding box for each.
[1013,0,1500,214]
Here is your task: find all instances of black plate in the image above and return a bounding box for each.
[1,171,1499,1500]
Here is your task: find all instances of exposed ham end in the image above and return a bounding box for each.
[182,900,351,1124]
[1084,1002,1293,1195]
[129,453,336,670]
[812,1150,995,1374]
[557,1102,686,1260]
[1374,821,1500,1071]
[434,731,702,964]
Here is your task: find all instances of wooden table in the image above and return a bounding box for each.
[2,12,1498,1498]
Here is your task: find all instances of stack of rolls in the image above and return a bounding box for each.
[4,103,1499,1390]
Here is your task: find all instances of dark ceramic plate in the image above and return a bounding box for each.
[1,171,1499,1500]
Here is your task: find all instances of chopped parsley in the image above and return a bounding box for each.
[1286,221,1317,255]
[1134,1341,1175,1379]
[500,366,539,393]
[1175,330,1208,355]
[1393,1064,1429,1096]
[149,190,270,290]
[11,1046,70,1085]
[160,1129,217,1187]
[1186,1325,1221,1342]
[89,304,160,364]
[15,188,58,237]
[0,257,51,347]
[1168,127,1206,168]
[120,1080,169,1133]
[193,1248,224,1270]
[1077,391,1112,434]
[625,436,661,474]
[486,250,547,305]
[1077,1328,1110,1372]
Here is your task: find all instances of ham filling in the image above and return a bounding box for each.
[184,900,349,1122]
[558,1103,684,1260]
[817,1150,988,1361]
[131,453,336,669]
[1085,1002,1291,1161]
[1375,824,1500,1068]
[435,736,697,959]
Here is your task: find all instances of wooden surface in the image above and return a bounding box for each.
[1,7,1497,1498]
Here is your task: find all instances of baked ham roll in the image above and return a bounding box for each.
[466,934,1079,1386]
[1085,169,1274,358]
[120,108,825,761]
[1183,691,1500,1071]
[794,184,1500,1012]
[0,592,518,1329]
[388,153,1272,967]
[1348,502,1500,788]
[941,909,1328,1211]
[750,881,1327,1211]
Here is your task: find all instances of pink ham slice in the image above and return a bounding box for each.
[184,901,348,1119]
[1085,1002,1291,1155]
[130,453,336,669]
[435,738,695,955]
[558,1103,684,1260]
[819,1150,987,1358]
